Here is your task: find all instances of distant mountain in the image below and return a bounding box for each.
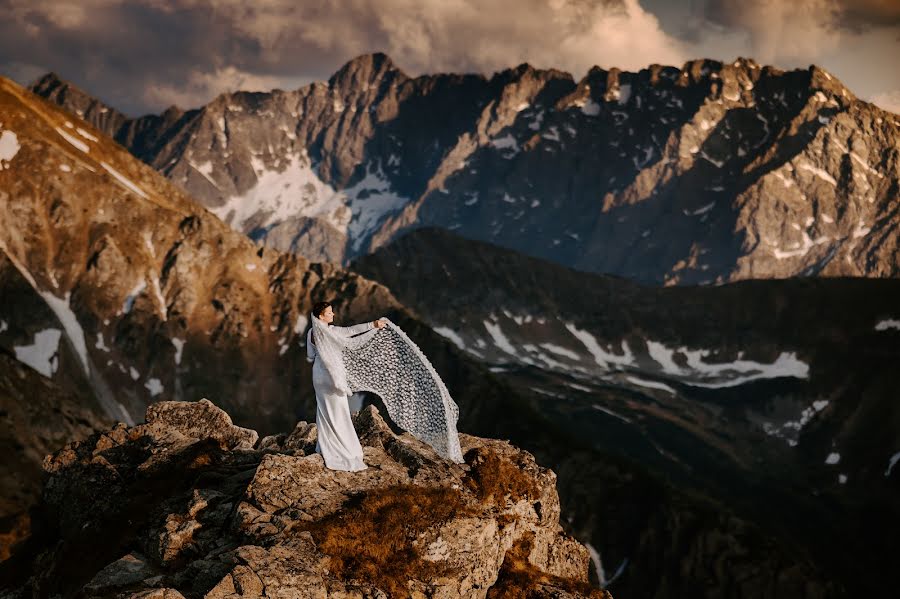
[31,53,900,284]
[350,226,900,598]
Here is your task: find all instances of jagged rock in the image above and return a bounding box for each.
[83,552,159,595]
[1,402,604,598]
[283,420,318,454]
[146,399,258,450]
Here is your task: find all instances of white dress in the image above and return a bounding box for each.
[306,321,377,471]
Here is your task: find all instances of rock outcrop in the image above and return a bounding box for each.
[0,349,113,561]
[1,399,608,598]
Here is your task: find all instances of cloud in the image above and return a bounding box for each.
[870,89,900,114]
[0,0,686,115]
[695,0,900,65]
[836,0,900,32]
[698,0,844,64]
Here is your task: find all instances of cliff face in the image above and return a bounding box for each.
[1,400,607,599]
[30,54,900,284]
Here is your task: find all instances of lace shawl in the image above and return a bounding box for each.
[309,313,464,463]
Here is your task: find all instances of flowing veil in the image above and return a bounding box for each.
[309,313,464,463]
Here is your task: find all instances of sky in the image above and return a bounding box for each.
[1,0,899,117]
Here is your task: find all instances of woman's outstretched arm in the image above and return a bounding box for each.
[330,320,376,336]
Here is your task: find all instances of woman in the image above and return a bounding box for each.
[307,301,385,471]
[306,300,464,472]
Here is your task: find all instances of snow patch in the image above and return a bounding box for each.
[625,376,676,394]
[171,338,185,365]
[617,84,632,105]
[580,99,601,116]
[886,452,900,477]
[122,279,146,314]
[14,329,62,377]
[0,129,21,166]
[540,343,581,361]
[875,319,900,331]
[585,543,606,587]
[75,127,99,142]
[100,162,149,199]
[95,332,111,352]
[592,404,632,424]
[564,322,634,368]
[434,326,466,350]
[144,378,164,397]
[55,127,90,152]
[490,133,520,156]
[797,162,836,186]
[773,230,831,259]
[483,320,518,356]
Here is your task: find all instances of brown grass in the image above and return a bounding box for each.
[487,531,611,599]
[306,484,473,597]
[464,447,539,504]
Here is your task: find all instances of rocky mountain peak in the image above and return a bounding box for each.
[27,71,124,122]
[327,51,407,92]
[3,399,609,598]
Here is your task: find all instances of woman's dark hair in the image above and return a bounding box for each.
[311,301,332,318]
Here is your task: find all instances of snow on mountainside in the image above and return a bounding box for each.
[30,53,900,284]
[350,226,900,598]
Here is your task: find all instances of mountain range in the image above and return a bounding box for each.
[1,51,898,598]
[29,52,900,285]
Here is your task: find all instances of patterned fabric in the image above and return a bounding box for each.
[309,314,464,463]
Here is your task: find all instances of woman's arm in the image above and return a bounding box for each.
[305,328,317,363]
[329,321,375,336]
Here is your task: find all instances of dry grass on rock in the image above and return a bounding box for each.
[305,483,473,597]
[487,531,611,599]
[463,447,539,504]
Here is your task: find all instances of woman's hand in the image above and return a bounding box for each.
[373,318,387,329]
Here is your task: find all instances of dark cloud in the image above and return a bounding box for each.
[0,0,684,116]
[2,0,897,117]
[835,0,900,32]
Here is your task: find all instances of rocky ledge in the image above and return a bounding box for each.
[0,399,609,598]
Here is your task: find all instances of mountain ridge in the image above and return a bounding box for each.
[27,52,900,284]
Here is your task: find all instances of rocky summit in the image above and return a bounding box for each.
[0,399,609,599]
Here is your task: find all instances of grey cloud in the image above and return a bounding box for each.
[0,0,684,116]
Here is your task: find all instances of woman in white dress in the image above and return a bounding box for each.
[305,299,465,471]
[306,301,386,471]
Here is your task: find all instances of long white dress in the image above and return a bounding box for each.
[306,320,377,471]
